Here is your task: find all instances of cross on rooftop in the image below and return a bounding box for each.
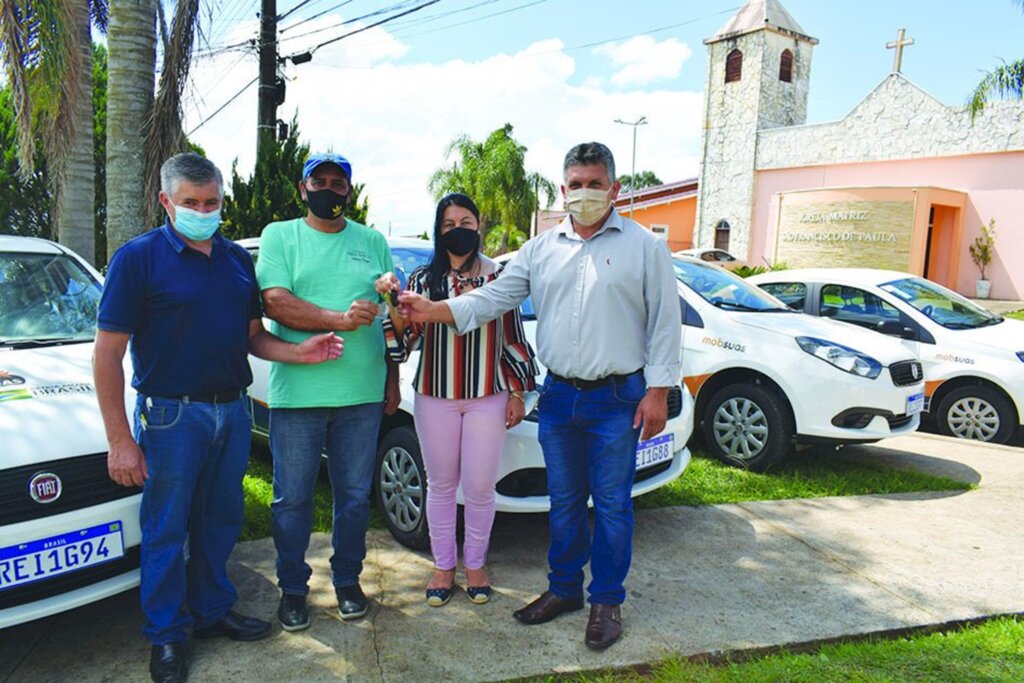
[886,28,915,73]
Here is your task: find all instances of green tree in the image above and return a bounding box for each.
[618,170,662,193]
[0,88,53,237]
[0,0,106,262]
[221,119,371,240]
[967,0,1023,118]
[429,123,555,255]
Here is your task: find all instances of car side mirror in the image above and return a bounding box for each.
[821,306,838,318]
[875,320,914,340]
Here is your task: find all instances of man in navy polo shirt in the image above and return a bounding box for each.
[94,152,343,683]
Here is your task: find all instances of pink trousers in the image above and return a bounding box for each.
[413,391,508,570]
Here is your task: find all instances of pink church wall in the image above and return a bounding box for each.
[750,150,1024,300]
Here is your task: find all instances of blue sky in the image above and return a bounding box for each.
[190,0,1024,234]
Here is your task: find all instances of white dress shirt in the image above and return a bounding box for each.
[447,211,682,387]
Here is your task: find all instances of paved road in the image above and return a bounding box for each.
[2,433,1021,682]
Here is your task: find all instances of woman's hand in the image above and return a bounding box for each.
[375,272,401,296]
[505,392,526,429]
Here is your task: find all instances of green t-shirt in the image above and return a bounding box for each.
[256,217,392,408]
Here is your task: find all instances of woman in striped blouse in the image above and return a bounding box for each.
[376,193,538,606]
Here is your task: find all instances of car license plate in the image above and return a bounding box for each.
[636,434,674,470]
[906,393,925,415]
[0,522,125,591]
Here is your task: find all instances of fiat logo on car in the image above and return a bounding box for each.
[912,364,921,380]
[28,472,62,504]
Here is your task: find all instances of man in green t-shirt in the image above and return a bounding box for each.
[256,152,400,632]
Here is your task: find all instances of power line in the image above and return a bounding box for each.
[280,1,419,40]
[311,0,440,51]
[279,0,355,31]
[278,0,331,22]
[187,76,259,135]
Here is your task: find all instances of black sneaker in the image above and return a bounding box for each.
[335,584,368,621]
[278,593,311,632]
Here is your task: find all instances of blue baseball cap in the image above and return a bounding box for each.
[302,152,352,181]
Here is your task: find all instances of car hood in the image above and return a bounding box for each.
[0,342,132,468]
[949,317,1024,356]
[735,312,915,365]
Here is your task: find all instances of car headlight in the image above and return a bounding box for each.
[1017,351,1024,364]
[796,336,882,379]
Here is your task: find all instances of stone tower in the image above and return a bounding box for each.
[694,0,817,258]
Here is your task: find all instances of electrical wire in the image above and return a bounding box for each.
[279,0,355,31]
[187,76,259,135]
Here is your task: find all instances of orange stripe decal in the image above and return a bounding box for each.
[684,374,711,397]
[924,380,943,398]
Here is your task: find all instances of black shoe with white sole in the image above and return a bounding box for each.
[335,584,368,620]
[278,593,311,632]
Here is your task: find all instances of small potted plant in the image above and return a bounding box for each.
[969,219,996,299]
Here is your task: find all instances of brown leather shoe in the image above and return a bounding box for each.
[512,591,584,625]
[584,604,622,650]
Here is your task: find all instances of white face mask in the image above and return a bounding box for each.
[565,188,612,226]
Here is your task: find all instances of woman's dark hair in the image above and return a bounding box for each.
[425,193,481,300]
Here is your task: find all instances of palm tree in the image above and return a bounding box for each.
[106,0,201,258]
[0,0,102,261]
[429,124,556,255]
[967,0,1023,118]
[105,0,157,259]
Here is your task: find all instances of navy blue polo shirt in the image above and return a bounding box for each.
[98,222,262,397]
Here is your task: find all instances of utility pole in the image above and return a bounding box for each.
[614,116,647,220]
[257,0,279,165]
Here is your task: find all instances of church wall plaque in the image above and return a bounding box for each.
[774,197,915,270]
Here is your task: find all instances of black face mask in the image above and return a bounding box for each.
[441,227,479,256]
[305,188,349,220]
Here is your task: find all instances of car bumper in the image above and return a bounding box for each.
[792,372,925,442]
[0,495,142,630]
[486,404,695,513]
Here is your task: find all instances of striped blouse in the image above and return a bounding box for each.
[383,259,538,399]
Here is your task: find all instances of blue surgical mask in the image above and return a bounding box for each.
[172,205,221,241]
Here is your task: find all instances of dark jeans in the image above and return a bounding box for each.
[538,372,644,606]
[134,394,251,645]
[269,404,384,595]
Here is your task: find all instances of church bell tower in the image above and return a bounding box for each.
[694,0,818,257]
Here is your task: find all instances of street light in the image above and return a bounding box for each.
[614,116,648,220]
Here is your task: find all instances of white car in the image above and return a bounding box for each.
[673,248,744,269]
[751,269,1024,445]
[672,257,925,471]
[0,236,140,630]
[240,237,694,549]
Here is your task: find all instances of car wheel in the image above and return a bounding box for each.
[702,383,792,472]
[374,425,430,550]
[936,385,1016,444]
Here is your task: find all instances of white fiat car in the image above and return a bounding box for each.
[672,257,925,471]
[240,237,694,549]
[751,269,1024,445]
[0,236,141,630]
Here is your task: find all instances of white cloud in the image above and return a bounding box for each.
[185,17,704,236]
[593,36,693,87]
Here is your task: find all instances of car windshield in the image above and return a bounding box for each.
[880,277,1003,329]
[0,252,102,345]
[672,258,789,312]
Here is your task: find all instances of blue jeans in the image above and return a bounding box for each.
[269,403,383,594]
[134,394,251,645]
[538,372,644,606]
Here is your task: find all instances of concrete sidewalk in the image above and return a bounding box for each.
[2,433,1022,682]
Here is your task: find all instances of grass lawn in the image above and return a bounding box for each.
[524,616,1024,682]
[635,448,969,510]
[1006,310,1024,320]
